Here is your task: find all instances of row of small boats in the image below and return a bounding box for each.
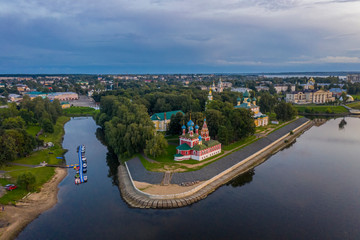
[75,145,88,184]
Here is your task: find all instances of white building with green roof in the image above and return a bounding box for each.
[150,110,184,131]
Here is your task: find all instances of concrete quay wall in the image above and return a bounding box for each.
[118,119,314,209]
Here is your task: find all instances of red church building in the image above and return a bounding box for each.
[174,118,222,161]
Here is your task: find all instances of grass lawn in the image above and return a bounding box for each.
[147,145,177,163]
[26,125,41,136]
[346,101,360,110]
[223,136,257,151]
[63,106,99,117]
[294,105,348,114]
[0,116,69,204]
[40,116,69,145]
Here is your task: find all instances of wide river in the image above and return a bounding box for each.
[18,117,360,240]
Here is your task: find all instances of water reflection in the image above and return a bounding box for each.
[96,127,119,185]
[226,169,255,188]
[338,118,347,130]
[106,150,120,186]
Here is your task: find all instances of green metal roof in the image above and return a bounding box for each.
[174,154,184,157]
[192,144,208,150]
[176,143,192,151]
[150,110,184,121]
[204,140,221,147]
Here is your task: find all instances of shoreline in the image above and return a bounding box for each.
[0,168,67,240]
[118,119,314,208]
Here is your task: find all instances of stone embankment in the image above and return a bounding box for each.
[118,118,314,209]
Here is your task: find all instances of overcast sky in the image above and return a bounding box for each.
[1,0,360,74]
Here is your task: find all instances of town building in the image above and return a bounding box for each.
[151,110,184,132]
[210,79,224,93]
[255,85,269,92]
[174,118,221,161]
[286,90,335,104]
[234,90,268,127]
[61,101,71,109]
[347,74,360,83]
[300,77,316,90]
[24,92,79,101]
[274,84,295,93]
[231,87,252,93]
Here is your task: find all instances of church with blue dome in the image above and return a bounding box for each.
[174,117,222,161]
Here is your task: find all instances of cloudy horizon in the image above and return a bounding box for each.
[1,0,360,74]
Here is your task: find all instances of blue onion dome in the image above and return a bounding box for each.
[182,125,186,129]
[189,126,194,131]
[243,90,250,98]
[198,135,202,141]
[252,97,256,101]
[187,119,194,126]
[247,98,251,102]
[195,125,199,129]
[237,97,241,101]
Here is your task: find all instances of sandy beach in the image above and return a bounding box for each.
[134,180,204,195]
[0,168,67,240]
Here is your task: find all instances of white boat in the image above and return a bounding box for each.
[83,176,88,182]
[83,163,87,168]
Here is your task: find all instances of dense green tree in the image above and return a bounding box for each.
[204,109,224,138]
[2,116,25,129]
[258,92,278,113]
[19,109,35,124]
[144,134,168,158]
[42,119,54,133]
[167,112,184,135]
[274,102,297,121]
[17,172,36,191]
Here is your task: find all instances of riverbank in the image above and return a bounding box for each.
[118,118,314,208]
[0,168,67,240]
[0,116,70,239]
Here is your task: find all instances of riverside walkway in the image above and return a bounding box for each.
[126,117,309,185]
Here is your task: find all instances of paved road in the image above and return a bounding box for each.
[126,118,309,185]
[69,95,97,108]
[126,157,164,184]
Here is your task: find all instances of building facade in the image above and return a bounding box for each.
[150,110,184,132]
[174,119,221,161]
[286,90,335,104]
[234,90,268,127]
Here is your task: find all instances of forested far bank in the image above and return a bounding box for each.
[0,96,62,165]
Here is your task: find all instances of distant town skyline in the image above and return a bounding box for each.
[1,0,360,74]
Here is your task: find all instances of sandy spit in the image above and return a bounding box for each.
[0,168,67,240]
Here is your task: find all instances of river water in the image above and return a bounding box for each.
[18,117,360,240]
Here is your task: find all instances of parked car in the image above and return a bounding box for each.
[5,184,17,191]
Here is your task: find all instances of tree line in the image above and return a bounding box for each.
[0,97,62,165]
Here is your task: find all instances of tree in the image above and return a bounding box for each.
[258,92,277,113]
[17,172,36,191]
[218,125,230,145]
[144,134,168,158]
[167,112,184,135]
[42,119,54,133]
[274,102,297,121]
[2,116,26,129]
[204,109,224,138]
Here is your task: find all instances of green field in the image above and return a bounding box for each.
[294,105,348,114]
[346,101,360,110]
[0,116,69,204]
[63,106,99,117]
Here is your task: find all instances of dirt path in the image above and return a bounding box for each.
[0,168,67,240]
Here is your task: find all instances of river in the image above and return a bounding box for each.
[18,117,360,239]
